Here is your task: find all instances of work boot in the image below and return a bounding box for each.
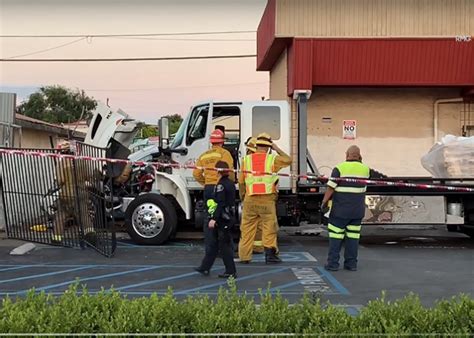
[194,267,210,276]
[265,248,282,264]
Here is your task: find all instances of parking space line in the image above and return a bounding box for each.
[0,266,92,284]
[301,252,318,262]
[115,270,219,291]
[25,266,164,293]
[315,267,350,295]
[269,280,301,292]
[0,265,35,273]
[346,306,359,316]
[174,267,289,295]
[0,290,333,296]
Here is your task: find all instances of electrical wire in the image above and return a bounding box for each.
[0,30,256,38]
[0,54,257,62]
[4,37,86,59]
[85,81,267,92]
[108,37,255,42]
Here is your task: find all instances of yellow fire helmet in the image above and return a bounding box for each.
[255,132,273,147]
[245,137,257,153]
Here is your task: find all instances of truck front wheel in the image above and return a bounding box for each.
[125,193,177,245]
[460,226,474,239]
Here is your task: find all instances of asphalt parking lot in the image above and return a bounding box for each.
[0,225,473,314]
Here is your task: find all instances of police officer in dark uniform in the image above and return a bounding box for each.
[195,161,237,278]
[321,145,370,271]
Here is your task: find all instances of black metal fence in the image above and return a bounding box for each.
[0,143,116,257]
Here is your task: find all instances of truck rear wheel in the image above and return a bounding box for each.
[125,193,177,245]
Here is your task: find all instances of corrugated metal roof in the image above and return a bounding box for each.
[285,38,474,94]
[257,0,277,70]
[15,114,86,138]
[310,39,474,86]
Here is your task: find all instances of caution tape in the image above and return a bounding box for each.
[1,148,474,193]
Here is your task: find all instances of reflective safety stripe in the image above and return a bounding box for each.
[346,232,360,239]
[253,240,263,246]
[244,153,278,196]
[335,186,367,193]
[200,152,222,161]
[347,225,361,232]
[328,224,345,233]
[329,232,345,239]
[327,180,338,188]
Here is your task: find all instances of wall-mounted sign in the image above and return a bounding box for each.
[343,120,357,139]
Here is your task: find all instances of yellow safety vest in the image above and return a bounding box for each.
[243,153,278,196]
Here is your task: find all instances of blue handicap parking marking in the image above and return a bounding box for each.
[0,262,349,297]
[249,251,317,262]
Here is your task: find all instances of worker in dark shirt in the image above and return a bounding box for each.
[321,145,370,271]
[195,161,237,278]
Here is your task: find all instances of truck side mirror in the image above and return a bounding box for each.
[159,117,169,149]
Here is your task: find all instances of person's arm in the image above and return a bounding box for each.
[321,187,334,207]
[222,150,235,182]
[192,157,205,186]
[212,184,225,221]
[57,160,71,188]
[322,168,340,207]
[238,158,246,201]
[271,143,292,172]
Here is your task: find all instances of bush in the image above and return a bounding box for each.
[0,281,472,335]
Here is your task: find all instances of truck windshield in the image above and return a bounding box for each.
[169,113,190,149]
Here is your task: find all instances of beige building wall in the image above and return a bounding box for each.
[13,129,59,149]
[269,50,288,100]
[307,88,464,177]
[276,0,474,37]
[269,49,302,188]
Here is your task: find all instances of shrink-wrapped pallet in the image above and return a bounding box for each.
[421,135,474,178]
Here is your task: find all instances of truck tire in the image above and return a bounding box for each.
[460,226,474,239]
[125,193,177,245]
[446,224,459,232]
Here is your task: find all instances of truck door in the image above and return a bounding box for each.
[169,102,213,190]
[240,101,292,191]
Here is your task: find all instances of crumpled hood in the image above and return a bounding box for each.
[84,102,142,159]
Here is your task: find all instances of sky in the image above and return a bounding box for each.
[0,0,269,123]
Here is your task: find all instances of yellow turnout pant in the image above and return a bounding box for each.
[239,195,278,261]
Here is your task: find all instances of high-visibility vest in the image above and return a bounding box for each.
[243,153,278,196]
[333,161,370,194]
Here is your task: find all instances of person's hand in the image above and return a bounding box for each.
[208,219,216,229]
[321,203,330,215]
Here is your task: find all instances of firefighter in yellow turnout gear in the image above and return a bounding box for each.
[240,137,264,254]
[193,129,235,187]
[238,133,291,264]
[52,141,93,244]
[193,129,235,251]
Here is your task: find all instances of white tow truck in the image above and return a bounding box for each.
[85,97,474,245]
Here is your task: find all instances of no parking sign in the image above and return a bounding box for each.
[343,120,357,139]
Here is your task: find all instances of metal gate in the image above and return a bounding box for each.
[0,143,116,257]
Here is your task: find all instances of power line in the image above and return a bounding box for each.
[4,37,86,59]
[0,30,256,38]
[0,54,257,62]
[85,81,267,92]
[109,37,255,42]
